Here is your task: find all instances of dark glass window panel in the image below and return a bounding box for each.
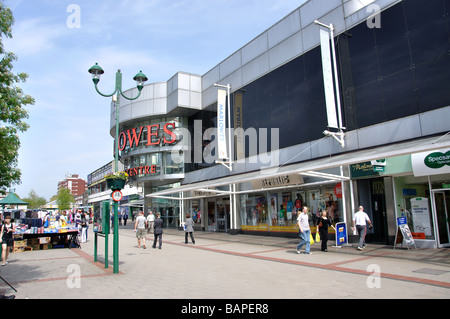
[354,81,383,128]
[414,53,450,112]
[303,46,325,106]
[374,3,411,76]
[306,100,328,141]
[347,23,378,87]
[285,56,307,116]
[380,68,418,120]
[404,0,450,65]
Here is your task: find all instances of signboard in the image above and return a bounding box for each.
[334,182,342,199]
[395,217,416,249]
[319,28,338,129]
[234,92,244,160]
[335,222,347,246]
[251,174,304,189]
[217,89,228,159]
[350,162,379,178]
[410,197,432,236]
[371,159,386,172]
[111,190,123,202]
[412,149,450,177]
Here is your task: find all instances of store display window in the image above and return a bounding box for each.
[239,183,343,233]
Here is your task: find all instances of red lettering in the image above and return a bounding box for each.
[144,166,150,174]
[119,132,127,151]
[146,124,160,145]
[133,168,138,176]
[151,165,156,174]
[163,122,176,144]
[126,126,144,148]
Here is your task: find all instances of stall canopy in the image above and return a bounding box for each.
[0,192,29,209]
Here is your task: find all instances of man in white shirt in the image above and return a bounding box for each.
[134,212,147,249]
[146,211,155,234]
[296,206,312,255]
[352,206,373,250]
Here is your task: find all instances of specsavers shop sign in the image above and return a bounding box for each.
[412,149,450,177]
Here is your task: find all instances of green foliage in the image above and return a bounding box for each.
[22,189,47,209]
[56,187,74,212]
[0,0,35,191]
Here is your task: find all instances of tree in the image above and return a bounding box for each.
[56,187,74,212]
[0,1,35,193]
[22,189,47,209]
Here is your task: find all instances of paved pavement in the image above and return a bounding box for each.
[1,222,449,302]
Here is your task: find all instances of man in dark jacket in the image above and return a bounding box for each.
[152,212,163,249]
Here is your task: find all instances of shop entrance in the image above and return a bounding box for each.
[207,199,230,232]
[357,178,388,244]
[433,190,450,247]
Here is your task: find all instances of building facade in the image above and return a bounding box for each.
[57,174,87,197]
[107,0,450,248]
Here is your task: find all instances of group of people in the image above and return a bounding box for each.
[133,211,196,249]
[296,205,372,254]
[134,211,163,249]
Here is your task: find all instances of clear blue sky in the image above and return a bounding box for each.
[4,0,306,200]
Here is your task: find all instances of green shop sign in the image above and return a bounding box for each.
[424,151,450,169]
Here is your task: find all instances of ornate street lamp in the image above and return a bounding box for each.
[88,63,148,274]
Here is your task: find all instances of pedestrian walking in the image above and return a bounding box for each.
[352,206,373,250]
[1,216,15,266]
[296,207,312,255]
[152,212,163,249]
[80,212,88,243]
[123,211,128,226]
[316,210,335,252]
[134,212,147,249]
[147,211,155,234]
[184,213,195,244]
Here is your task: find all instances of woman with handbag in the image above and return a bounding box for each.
[317,210,335,252]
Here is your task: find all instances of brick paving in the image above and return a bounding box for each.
[0,223,449,301]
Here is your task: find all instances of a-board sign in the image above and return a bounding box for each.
[335,222,347,246]
[395,217,416,249]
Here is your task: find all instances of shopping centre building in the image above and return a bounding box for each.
[101,0,450,248]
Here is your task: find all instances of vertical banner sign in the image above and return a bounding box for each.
[319,28,339,129]
[217,89,228,160]
[234,92,244,160]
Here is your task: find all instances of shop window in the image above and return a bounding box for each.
[394,176,435,240]
[239,184,343,233]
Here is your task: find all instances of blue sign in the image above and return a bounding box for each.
[397,217,407,226]
[335,222,347,246]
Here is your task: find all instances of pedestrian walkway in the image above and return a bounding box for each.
[0,223,449,300]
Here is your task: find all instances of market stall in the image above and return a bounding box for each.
[9,214,80,253]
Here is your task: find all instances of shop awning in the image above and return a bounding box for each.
[146,134,450,199]
[120,200,144,208]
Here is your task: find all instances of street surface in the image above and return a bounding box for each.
[1,222,448,308]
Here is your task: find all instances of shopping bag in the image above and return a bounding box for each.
[315,232,321,243]
[310,233,315,245]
